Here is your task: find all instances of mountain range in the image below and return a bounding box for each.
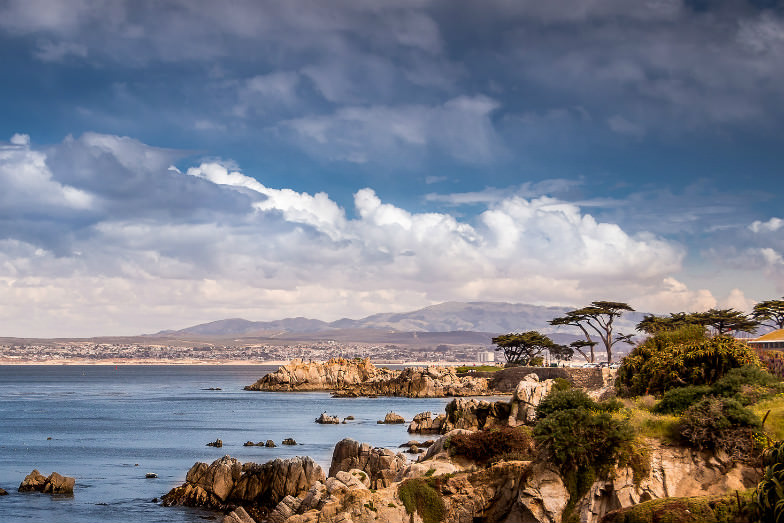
[156,301,645,340]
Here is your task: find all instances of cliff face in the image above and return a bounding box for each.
[245,359,491,397]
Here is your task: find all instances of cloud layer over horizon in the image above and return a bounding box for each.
[0,133,765,337]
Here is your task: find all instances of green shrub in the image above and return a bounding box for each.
[448,426,534,464]
[534,408,635,473]
[536,388,622,421]
[711,365,782,403]
[536,389,596,420]
[551,377,572,393]
[751,440,784,523]
[398,478,445,523]
[679,397,761,461]
[616,327,762,397]
[653,385,712,415]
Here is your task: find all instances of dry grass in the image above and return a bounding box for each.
[750,393,784,441]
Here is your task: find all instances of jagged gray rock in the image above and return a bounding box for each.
[328,438,406,489]
[162,455,324,512]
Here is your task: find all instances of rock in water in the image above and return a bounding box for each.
[245,358,491,397]
[245,358,392,391]
[329,438,406,489]
[162,455,324,512]
[0,487,8,495]
[315,412,340,424]
[265,440,276,447]
[378,411,405,424]
[18,470,75,495]
[206,439,223,447]
[281,438,296,445]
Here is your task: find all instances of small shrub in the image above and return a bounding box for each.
[398,478,445,523]
[679,397,761,461]
[448,427,534,464]
[711,365,782,403]
[551,377,572,392]
[653,385,712,415]
[536,389,596,420]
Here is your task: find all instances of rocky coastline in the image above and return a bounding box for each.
[245,358,491,397]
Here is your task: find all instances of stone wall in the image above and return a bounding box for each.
[489,366,605,392]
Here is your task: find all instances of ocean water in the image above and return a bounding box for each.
[0,365,452,523]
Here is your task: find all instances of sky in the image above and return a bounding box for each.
[1,0,783,337]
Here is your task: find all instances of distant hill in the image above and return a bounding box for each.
[156,301,645,339]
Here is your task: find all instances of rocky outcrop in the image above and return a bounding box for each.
[207,439,223,447]
[0,487,7,495]
[378,412,404,424]
[18,470,75,495]
[578,443,760,523]
[341,365,491,397]
[162,455,324,513]
[268,470,411,523]
[222,506,256,523]
[507,373,554,426]
[408,411,447,433]
[408,374,555,434]
[245,358,393,391]
[282,438,297,446]
[328,438,407,489]
[247,359,491,397]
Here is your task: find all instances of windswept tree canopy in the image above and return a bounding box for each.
[636,312,700,334]
[694,308,759,335]
[492,331,567,365]
[550,301,635,364]
[752,298,784,330]
[637,309,759,336]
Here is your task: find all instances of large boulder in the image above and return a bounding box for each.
[18,470,74,495]
[163,455,324,512]
[328,438,406,489]
[222,506,256,523]
[507,373,555,426]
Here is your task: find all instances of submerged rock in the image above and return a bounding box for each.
[18,470,75,495]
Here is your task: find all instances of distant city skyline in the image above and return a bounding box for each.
[1,1,783,337]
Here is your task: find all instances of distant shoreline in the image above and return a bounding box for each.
[0,358,484,366]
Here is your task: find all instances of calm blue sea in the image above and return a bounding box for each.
[0,365,452,523]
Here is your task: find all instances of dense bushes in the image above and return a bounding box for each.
[653,366,783,415]
[448,426,534,464]
[616,326,762,397]
[679,397,761,461]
